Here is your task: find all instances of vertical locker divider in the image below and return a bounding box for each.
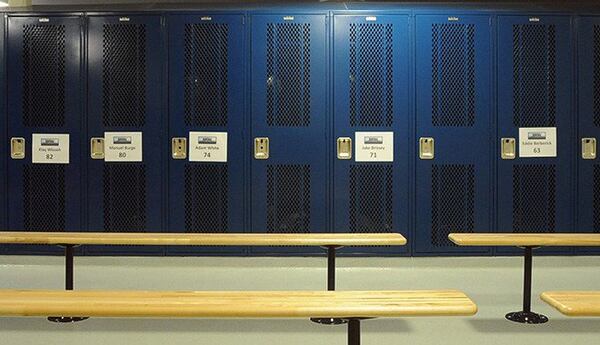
[491,14,498,256]
[161,13,167,256]
[81,13,88,255]
[0,13,5,254]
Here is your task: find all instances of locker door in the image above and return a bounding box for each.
[576,16,600,254]
[167,14,245,255]
[497,16,573,253]
[332,14,409,255]
[250,14,328,254]
[6,15,83,254]
[87,15,164,254]
[415,15,492,255]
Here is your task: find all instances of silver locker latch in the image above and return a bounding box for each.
[254,137,269,160]
[10,137,25,159]
[501,138,516,160]
[90,137,105,160]
[582,138,596,160]
[419,137,434,160]
[172,137,187,160]
[337,137,352,160]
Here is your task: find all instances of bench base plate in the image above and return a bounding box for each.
[505,311,548,324]
[48,316,89,323]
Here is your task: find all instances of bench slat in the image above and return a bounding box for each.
[0,232,406,247]
[448,233,600,247]
[0,290,476,318]
[541,291,600,316]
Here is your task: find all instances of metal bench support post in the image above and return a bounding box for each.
[505,246,548,324]
[48,244,89,323]
[348,319,360,345]
[311,246,347,325]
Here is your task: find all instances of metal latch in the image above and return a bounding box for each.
[501,138,516,160]
[582,138,597,160]
[419,137,434,160]
[254,137,269,159]
[90,137,105,160]
[337,137,352,160]
[10,137,25,159]
[172,137,187,160]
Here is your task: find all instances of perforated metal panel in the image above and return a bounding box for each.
[431,24,475,127]
[349,165,393,233]
[349,23,393,127]
[22,24,66,127]
[512,165,556,233]
[184,23,228,127]
[512,24,556,127]
[431,165,475,246]
[103,164,147,232]
[102,24,147,127]
[266,165,311,233]
[184,164,228,233]
[266,23,311,127]
[23,165,65,231]
[594,25,600,127]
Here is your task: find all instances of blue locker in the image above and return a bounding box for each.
[86,15,164,255]
[332,14,409,255]
[166,13,245,255]
[0,14,5,252]
[497,15,573,254]
[6,15,83,254]
[414,14,492,255]
[250,14,328,254]
[576,16,600,254]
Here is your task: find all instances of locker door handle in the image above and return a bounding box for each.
[582,138,596,160]
[10,137,25,159]
[254,137,269,159]
[501,138,516,160]
[419,137,434,160]
[337,137,352,160]
[172,137,187,160]
[90,137,105,160]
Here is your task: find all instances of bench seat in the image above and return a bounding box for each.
[541,291,600,317]
[0,232,406,247]
[448,233,600,247]
[0,289,476,318]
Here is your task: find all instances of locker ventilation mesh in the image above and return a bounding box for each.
[349,165,393,233]
[431,165,475,247]
[23,165,66,231]
[349,23,393,127]
[266,23,311,127]
[512,24,556,127]
[512,165,556,233]
[594,165,600,233]
[184,23,228,127]
[103,164,146,232]
[432,24,475,127]
[22,24,66,127]
[184,164,228,233]
[102,24,147,127]
[266,165,311,233]
[594,25,600,127]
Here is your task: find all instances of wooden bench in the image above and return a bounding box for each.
[541,291,600,317]
[0,289,477,345]
[0,232,406,323]
[448,233,600,324]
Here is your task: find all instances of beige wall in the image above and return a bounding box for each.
[9,0,31,6]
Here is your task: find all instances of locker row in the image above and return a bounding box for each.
[0,6,598,256]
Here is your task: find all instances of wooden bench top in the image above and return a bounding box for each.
[448,233,600,247]
[541,291,600,317]
[0,290,476,318]
[0,232,406,247]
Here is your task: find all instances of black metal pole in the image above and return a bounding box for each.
[327,246,336,291]
[65,244,74,290]
[348,319,360,345]
[504,246,548,324]
[48,244,88,323]
[522,246,532,313]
